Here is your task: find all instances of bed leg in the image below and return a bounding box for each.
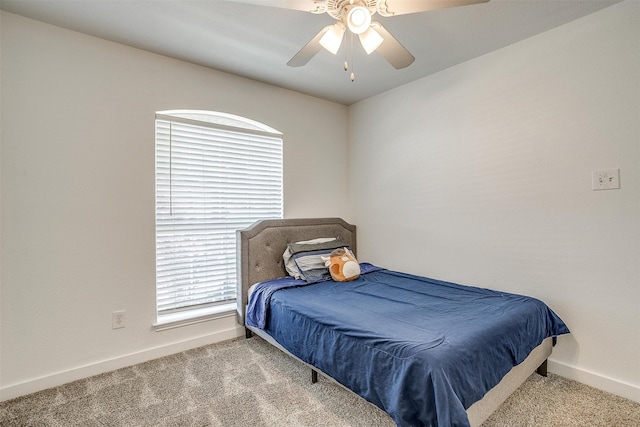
[536,360,548,377]
[245,328,253,339]
[311,369,318,384]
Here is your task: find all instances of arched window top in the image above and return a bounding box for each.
[157,109,281,136]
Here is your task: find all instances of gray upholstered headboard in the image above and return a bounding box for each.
[236,218,356,326]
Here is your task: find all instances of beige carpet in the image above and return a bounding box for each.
[1,336,639,426]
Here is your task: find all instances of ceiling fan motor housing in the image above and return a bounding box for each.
[326,0,377,20]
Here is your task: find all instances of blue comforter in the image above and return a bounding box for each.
[247,267,569,427]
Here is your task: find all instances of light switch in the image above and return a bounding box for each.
[592,169,620,190]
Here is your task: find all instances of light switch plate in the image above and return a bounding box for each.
[592,169,620,190]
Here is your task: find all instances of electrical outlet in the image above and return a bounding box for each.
[112,310,126,329]
[592,169,620,191]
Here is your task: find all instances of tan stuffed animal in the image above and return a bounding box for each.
[323,247,361,282]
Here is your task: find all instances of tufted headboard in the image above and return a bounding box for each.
[236,217,356,326]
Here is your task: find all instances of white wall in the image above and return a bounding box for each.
[348,1,639,402]
[0,12,348,399]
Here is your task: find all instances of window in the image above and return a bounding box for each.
[154,110,283,327]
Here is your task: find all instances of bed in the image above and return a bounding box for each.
[236,218,569,427]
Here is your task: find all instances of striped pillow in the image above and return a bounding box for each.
[283,237,337,279]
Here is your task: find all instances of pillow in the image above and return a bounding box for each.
[285,237,348,282]
[323,247,361,282]
[283,237,338,279]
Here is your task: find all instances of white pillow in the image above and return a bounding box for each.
[283,237,337,279]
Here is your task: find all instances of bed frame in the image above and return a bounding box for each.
[236,217,551,427]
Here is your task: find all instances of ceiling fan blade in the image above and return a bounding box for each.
[378,0,490,16]
[370,22,415,69]
[287,26,331,67]
[223,0,326,14]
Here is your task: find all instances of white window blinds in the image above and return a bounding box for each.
[155,112,283,315]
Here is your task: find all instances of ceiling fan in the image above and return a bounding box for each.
[230,0,490,77]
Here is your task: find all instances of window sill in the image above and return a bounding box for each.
[153,303,236,332]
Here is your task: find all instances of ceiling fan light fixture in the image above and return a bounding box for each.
[359,26,384,54]
[346,5,371,35]
[319,22,346,54]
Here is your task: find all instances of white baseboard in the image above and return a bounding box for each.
[549,359,640,403]
[0,325,244,402]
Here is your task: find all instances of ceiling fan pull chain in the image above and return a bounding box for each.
[350,31,355,82]
[344,37,349,71]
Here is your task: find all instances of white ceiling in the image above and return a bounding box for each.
[0,0,623,105]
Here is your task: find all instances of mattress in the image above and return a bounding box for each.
[246,266,569,427]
